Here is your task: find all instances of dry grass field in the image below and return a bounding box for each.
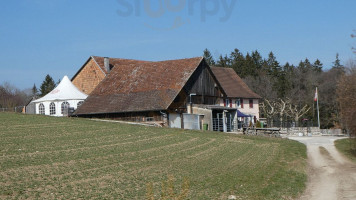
[0,113,306,199]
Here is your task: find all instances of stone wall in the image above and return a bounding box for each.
[282,127,321,135]
[320,129,342,135]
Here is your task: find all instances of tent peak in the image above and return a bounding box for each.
[32,75,88,103]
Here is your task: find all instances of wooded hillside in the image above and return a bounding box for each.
[204,48,347,129]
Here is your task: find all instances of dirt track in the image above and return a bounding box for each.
[289,136,356,200]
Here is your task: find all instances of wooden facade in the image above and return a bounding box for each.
[184,61,222,104]
[168,61,223,112]
[72,58,106,95]
[80,111,163,123]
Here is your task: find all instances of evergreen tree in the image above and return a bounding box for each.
[251,50,263,70]
[216,55,231,68]
[304,58,312,69]
[230,49,246,77]
[40,74,56,97]
[283,62,294,72]
[31,84,38,97]
[275,63,294,98]
[203,48,216,66]
[332,53,343,69]
[297,59,313,74]
[264,52,281,77]
[244,53,257,77]
[312,59,323,72]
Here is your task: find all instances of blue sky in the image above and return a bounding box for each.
[1,0,355,89]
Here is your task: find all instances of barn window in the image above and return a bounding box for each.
[50,103,56,115]
[77,101,84,108]
[61,102,70,114]
[249,99,253,108]
[39,103,45,115]
[225,99,230,107]
[236,99,241,108]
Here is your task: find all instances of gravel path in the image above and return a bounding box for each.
[288,136,356,200]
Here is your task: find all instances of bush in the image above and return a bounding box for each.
[256,120,262,128]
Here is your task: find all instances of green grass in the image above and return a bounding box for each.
[335,138,356,163]
[0,113,307,199]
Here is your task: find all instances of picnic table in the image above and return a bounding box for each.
[243,127,281,137]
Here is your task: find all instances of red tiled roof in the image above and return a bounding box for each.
[92,56,149,74]
[71,56,149,81]
[211,67,261,99]
[75,57,204,115]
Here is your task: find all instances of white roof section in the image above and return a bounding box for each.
[33,76,88,103]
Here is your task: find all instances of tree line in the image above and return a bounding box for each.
[0,74,57,111]
[337,30,356,149]
[204,48,345,129]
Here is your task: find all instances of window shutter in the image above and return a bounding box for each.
[224,99,226,107]
[241,99,244,108]
[230,99,232,107]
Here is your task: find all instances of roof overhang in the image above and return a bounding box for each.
[193,104,237,111]
[74,109,167,116]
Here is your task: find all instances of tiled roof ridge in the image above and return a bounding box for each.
[91,55,203,63]
[91,55,148,62]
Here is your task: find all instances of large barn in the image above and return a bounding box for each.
[72,56,260,132]
[74,57,226,128]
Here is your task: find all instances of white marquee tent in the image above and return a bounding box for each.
[33,76,88,117]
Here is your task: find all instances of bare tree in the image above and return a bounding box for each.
[337,60,356,147]
[318,67,345,128]
[275,98,291,127]
[260,99,277,127]
[243,71,277,100]
[287,104,311,126]
[352,30,356,54]
[0,82,29,111]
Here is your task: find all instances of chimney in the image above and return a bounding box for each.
[104,57,110,72]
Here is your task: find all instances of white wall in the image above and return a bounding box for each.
[219,98,260,120]
[240,99,259,120]
[35,99,84,117]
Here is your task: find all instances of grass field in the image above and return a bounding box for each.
[335,138,356,163]
[0,113,306,199]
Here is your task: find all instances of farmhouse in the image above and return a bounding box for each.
[73,56,261,132]
[187,67,261,132]
[211,67,261,128]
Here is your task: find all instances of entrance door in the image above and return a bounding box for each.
[213,113,223,132]
[213,112,233,132]
[226,113,232,132]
